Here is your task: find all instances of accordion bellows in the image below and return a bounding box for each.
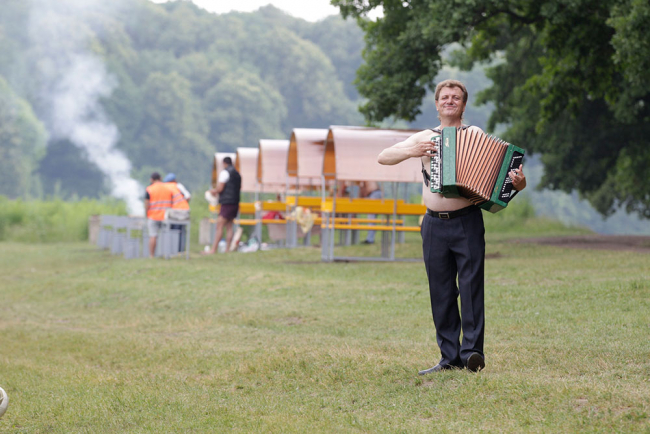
[430,127,525,213]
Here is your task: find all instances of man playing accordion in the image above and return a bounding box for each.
[378,79,527,373]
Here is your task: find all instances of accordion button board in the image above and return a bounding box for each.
[429,127,525,213]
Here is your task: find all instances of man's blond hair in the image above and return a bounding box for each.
[434,79,468,104]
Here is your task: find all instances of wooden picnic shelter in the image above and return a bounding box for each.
[321,126,426,262]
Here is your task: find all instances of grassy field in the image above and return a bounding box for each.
[0,229,648,432]
[0,197,127,243]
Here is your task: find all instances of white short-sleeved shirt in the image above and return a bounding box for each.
[218,169,230,184]
[176,182,191,200]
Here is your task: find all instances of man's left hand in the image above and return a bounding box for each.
[510,164,527,191]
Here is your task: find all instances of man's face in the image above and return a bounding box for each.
[435,86,466,120]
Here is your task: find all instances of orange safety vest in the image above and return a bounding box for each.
[146,182,173,221]
[164,182,190,210]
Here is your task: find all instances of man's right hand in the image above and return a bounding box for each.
[378,129,439,165]
[410,140,437,158]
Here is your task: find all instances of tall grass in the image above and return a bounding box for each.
[0,196,127,243]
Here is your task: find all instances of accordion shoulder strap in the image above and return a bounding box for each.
[421,125,471,187]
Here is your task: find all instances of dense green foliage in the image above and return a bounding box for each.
[333,0,650,218]
[2,0,648,232]
[0,0,365,197]
[0,0,507,206]
[0,77,47,198]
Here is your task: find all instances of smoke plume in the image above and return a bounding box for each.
[29,0,144,215]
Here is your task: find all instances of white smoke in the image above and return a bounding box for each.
[29,0,145,216]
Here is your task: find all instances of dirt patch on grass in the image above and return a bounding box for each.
[515,235,650,253]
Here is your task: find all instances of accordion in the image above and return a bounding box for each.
[430,127,525,213]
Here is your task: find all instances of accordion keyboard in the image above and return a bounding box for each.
[429,135,442,192]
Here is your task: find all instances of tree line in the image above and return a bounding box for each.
[3,0,647,222]
[0,0,368,198]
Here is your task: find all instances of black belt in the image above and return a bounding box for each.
[426,205,478,220]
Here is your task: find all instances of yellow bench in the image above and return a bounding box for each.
[319,198,426,262]
[210,201,288,216]
[286,196,322,210]
[323,223,421,232]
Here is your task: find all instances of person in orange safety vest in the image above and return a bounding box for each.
[144,172,173,257]
[164,182,190,210]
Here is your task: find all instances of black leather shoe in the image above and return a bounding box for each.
[418,364,460,375]
[361,240,374,245]
[466,353,485,372]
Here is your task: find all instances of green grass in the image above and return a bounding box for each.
[0,197,127,243]
[482,197,593,239]
[0,232,649,432]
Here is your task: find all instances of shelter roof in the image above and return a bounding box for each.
[257,139,290,193]
[235,147,259,193]
[288,128,329,180]
[323,126,422,182]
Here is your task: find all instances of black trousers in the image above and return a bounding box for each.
[421,208,485,367]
